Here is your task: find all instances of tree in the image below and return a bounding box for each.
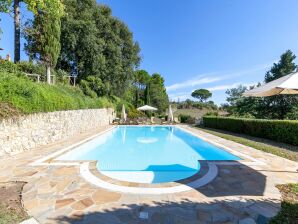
[225,85,261,117]
[24,6,62,84]
[149,73,169,112]
[265,50,297,83]
[263,50,298,119]
[56,0,140,96]
[0,0,64,62]
[191,89,212,102]
[224,50,298,119]
[133,70,150,107]
[13,0,20,62]
[144,84,150,105]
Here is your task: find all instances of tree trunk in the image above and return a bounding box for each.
[46,66,51,84]
[14,0,21,63]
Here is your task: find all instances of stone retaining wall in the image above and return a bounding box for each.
[0,108,115,156]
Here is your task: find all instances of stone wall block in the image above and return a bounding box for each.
[0,108,115,156]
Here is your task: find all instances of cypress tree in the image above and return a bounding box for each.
[25,13,61,84]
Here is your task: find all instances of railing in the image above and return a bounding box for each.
[25,73,77,86]
[25,73,40,83]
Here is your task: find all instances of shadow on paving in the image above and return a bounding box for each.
[191,161,267,197]
[52,198,280,224]
[52,161,276,224]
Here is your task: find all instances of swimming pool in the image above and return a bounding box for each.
[57,126,240,183]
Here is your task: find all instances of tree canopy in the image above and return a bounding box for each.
[56,0,140,96]
[191,89,212,102]
[24,10,61,83]
[0,0,64,62]
[265,50,297,83]
[225,50,298,119]
[2,0,170,114]
[149,73,169,112]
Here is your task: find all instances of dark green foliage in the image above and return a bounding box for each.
[203,116,298,145]
[286,106,298,120]
[56,0,140,96]
[127,108,145,119]
[0,72,113,114]
[225,50,298,119]
[149,73,169,112]
[265,50,297,83]
[262,50,298,119]
[191,89,212,102]
[204,111,219,116]
[0,60,68,83]
[270,183,298,224]
[0,60,20,74]
[79,76,110,97]
[225,85,262,118]
[79,80,98,98]
[195,127,298,161]
[179,114,195,124]
[17,61,46,75]
[24,8,61,83]
[130,70,169,112]
[270,202,298,224]
[133,70,151,107]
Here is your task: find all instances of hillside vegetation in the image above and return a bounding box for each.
[0,72,113,119]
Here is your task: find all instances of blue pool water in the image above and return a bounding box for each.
[57,126,240,183]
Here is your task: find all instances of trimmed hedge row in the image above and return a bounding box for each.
[202,116,298,145]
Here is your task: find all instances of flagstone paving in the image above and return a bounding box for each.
[0,125,297,224]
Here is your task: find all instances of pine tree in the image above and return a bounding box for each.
[265,50,297,83]
[262,50,298,119]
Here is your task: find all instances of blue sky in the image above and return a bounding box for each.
[1,0,298,104]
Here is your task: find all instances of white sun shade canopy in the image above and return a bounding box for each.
[243,72,298,97]
[137,105,158,111]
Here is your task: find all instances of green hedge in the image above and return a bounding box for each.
[179,114,196,124]
[202,116,298,145]
[0,72,114,117]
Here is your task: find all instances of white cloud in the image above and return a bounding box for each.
[207,83,241,91]
[166,62,272,93]
[207,82,257,91]
[169,82,257,102]
[166,74,223,92]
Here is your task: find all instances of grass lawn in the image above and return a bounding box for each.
[270,183,298,224]
[195,126,298,162]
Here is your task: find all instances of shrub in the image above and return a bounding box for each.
[179,114,196,124]
[0,60,20,74]
[0,72,114,116]
[286,106,298,120]
[55,69,70,84]
[127,108,145,119]
[204,111,219,116]
[0,61,70,84]
[80,79,98,98]
[202,116,298,145]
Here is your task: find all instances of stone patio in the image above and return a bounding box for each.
[0,125,297,224]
